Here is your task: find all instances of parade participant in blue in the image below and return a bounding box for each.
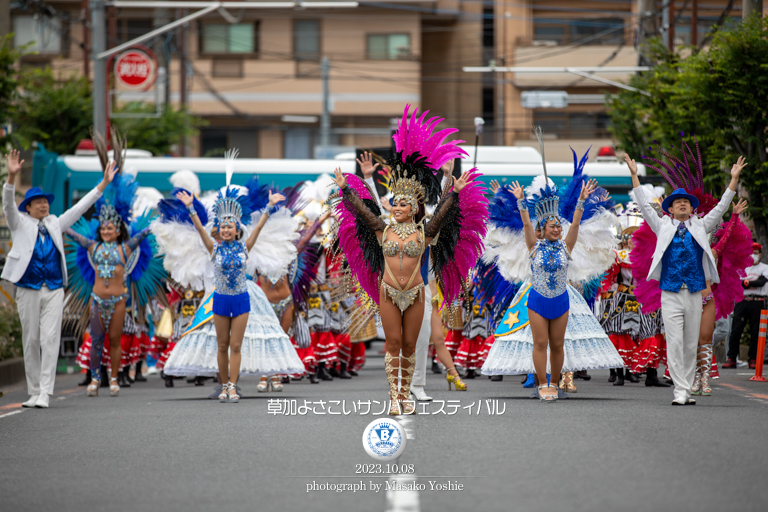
[624,151,747,406]
[2,148,116,409]
[175,149,299,403]
[481,135,624,402]
[64,129,167,398]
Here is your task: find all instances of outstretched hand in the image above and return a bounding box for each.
[356,151,381,179]
[4,149,24,176]
[623,153,638,176]
[176,190,194,207]
[732,198,748,216]
[731,156,747,180]
[453,171,472,192]
[333,167,347,190]
[268,190,286,207]
[508,181,525,200]
[489,179,501,194]
[579,178,599,201]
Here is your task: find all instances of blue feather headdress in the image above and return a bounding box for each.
[94,172,138,229]
[558,147,614,223]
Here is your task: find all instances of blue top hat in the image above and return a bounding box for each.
[661,188,699,214]
[18,187,55,213]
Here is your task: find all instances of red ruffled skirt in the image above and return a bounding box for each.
[630,333,667,373]
[454,335,486,371]
[610,333,636,368]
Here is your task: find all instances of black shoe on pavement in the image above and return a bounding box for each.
[490,375,503,382]
[165,375,174,388]
[281,376,291,384]
[645,368,672,387]
[317,363,333,381]
[626,371,640,383]
[328,364,340,378]
[309,373,319,384]
[339,362,352,379]
[348,370,359,377]
[118,371,131,388]
[575,370,591,381]
[78,370,92,386]
[465,369,477,379]
[432,359,442,374]
[134,361,148,382]
[194,376,206,386]
[613,369,625,386]
[608,369,617,383]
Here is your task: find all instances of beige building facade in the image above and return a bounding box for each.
[2,1,761,160]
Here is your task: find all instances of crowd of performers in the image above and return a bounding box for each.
[4,105,758,411]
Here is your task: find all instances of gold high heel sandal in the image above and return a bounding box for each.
[446,367,467,391]
[385,353,401,415]
[564,372,577,393]
[399,354,417,415]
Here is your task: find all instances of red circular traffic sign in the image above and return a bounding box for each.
[114,49,157,90]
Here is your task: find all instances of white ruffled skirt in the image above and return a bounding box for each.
[164,281,305,377]
[482,282,624,375]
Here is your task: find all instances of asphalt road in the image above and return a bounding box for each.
[1,346,766,512]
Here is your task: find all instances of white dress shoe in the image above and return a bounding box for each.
[410,385,432,401]
[35,394,50,408]
[671,396,687,406]
[22,395,40,408]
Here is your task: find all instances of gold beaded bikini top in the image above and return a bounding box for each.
[381,222,425,270]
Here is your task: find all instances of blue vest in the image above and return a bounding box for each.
[17,230,63,290]
[659,223,706,293]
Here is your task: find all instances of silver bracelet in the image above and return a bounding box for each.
[517,199,528,211]
[187,204,197,217]
[575,200,585,211]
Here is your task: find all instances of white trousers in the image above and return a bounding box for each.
[661,288,702,402]
[411,285,433,387]
[16,285,64,396]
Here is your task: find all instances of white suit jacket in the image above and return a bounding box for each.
[2,183,103,287]
[634,185,735,285]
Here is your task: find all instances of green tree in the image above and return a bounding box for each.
[607,15,768,248]
[0,34,30,148]
[112,102,206,155]
[13,67,93,155]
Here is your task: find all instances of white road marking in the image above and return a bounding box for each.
[0,409,25,419]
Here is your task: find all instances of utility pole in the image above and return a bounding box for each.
[91,0,107,138]
[667,1,675,50]
[691,0,698,46]
[178,8,187,156]
[82,0,89,78]
[637,0,657,65]
[320,56,331,153]
[743,0,764,19]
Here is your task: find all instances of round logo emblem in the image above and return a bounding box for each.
[362,418,406,461]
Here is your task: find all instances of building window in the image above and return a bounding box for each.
[533,18,624,45]
[13,15,62,53]
[201,23,258,55]
[367,34,411,60]
[533,111,611,139]
[116,19,153,46]
[294,19,320,61]
[483,8,494,49]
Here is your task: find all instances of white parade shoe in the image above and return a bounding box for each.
[410,385,432,401]
[35,394,50,408]
[22,395,40,408]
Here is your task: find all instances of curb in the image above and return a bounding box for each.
[0,357,25,388]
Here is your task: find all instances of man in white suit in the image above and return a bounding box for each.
[2,150,116,408]
[624,153,746,405]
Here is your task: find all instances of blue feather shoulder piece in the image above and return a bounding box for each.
[488,185,527,232]
[158,188,209,225]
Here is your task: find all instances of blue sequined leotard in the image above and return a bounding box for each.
[211,240,251,318]
[528,239,571,319]
[213,241,248,296]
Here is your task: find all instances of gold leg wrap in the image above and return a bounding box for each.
[399,353,417,415]
[384,352,401,415]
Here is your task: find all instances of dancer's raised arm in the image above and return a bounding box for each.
[245,190,285,252]
[176,190,214,255]
[564,179,598,254]
[508,181,537,252]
